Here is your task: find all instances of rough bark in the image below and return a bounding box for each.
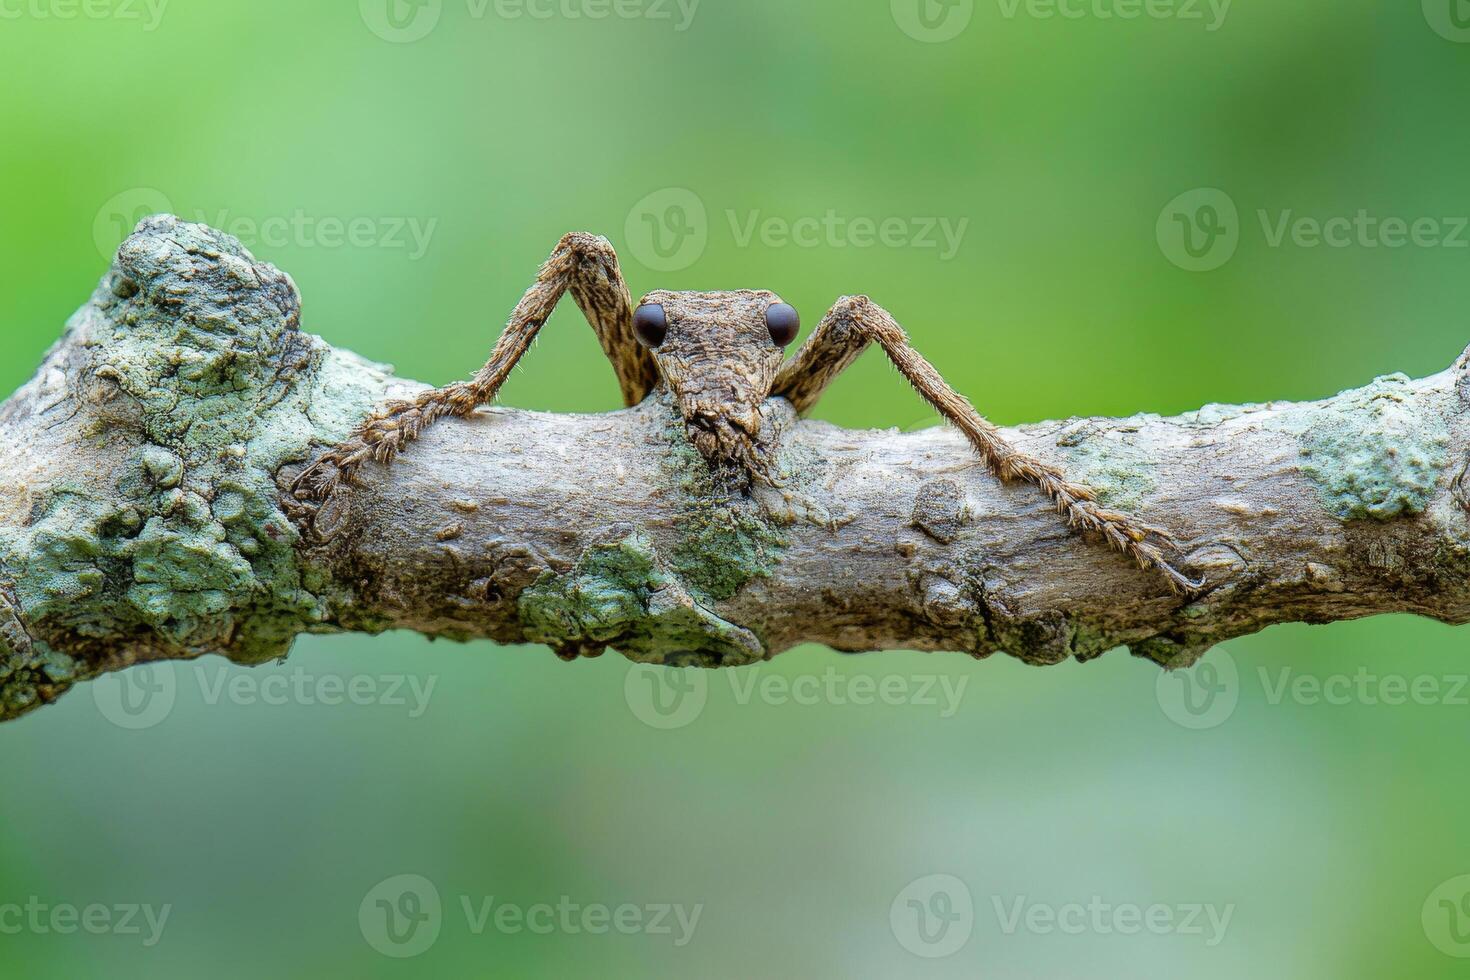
[3,215,1469,723]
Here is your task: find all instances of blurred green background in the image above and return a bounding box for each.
[4,0,1470,976]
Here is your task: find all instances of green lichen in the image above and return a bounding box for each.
[518,530,763,667]
[1056,425,1158,512]
[0,578,77,715]
[0,216,389,712]
[1276,373,1451,521]
[656,400,786,602]
[518,398,798,668]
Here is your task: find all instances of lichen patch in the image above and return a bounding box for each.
[0,216,391,713]
[1285,374,1451,521]
[517,529,763,667]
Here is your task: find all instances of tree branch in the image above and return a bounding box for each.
[3,215,1469,723]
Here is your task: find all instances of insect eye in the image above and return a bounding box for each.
[633,303,668,348]
[765,303,800,347]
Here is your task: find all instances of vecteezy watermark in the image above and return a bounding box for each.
[624,187,970,272]
[1424,874,1470,958]
[360,874,443,959]
[359,0,700,43]
[187,208,437,261]
[359,0,442,42]
[0,898,171,947]
[890,874,974,958]
[93,662,439,730]
[623,664,710,730]
[992,895,1234,946]
[892,0,1229,41]
[93,189,437,262]
[624,187,709,273]
[1260,667,1470,708]
[624,662,970,729]
[891,0,975,42]
[1158,187,1470,272]
[0,0,167,29]
[1423,0,1470,43]
[91,663,179,731]
[995,0,1231,31]
[459,895,701,946]
[1155,188,1240,272]
[93,187,174,260]
[1157,653,1470,730]
[1155,647,1239,730]
[725,666,968,715]
[727,210,969,261]
[1256,209,1470,252]
[359,875,702,957]
[891,875,1233,955]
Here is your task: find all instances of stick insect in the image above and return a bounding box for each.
[294,233,1199,592]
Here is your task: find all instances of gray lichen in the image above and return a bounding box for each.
[1281,374,1451,521]
[517,529,764,667]
[0,216,389,714]
[1055,422,1159,512]
[465,397,799,670]
[655,396,787,603]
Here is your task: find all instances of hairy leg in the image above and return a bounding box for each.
[295,232,657,499]
[773,296,1200,592]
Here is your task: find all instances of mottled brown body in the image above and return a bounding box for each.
[295,233,1198,592]
[637,288,786,473]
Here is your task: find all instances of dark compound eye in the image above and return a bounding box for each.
[633,303,668,348]
[765,303,800,346]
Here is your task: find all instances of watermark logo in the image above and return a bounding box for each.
[93,190,438,262]
[625,663,970,729]
[0,0,169,29]
[1424,0,1470,42]
[625,187,708,272]
[360,874,443,958]
[993,895,1233,945]
[726,666,969,716]
[92,663,177,731]
[1156,187,1239,272]
[472,0,701,29]
[1258,209,1470,251]
[1155,648,1238,730]
[890,874,974,958]
[0,898,171,947]
[92,663,438,730]
[1424,875,1470,957]
[995,0,1230,31]
[359,0,442,42]
[623,664,708,730]
[891,0,974,42]
[1260,667,1470,708]
[1158,659,1470,726]
[361,0,699,41]
[460,895,702,944]
[93,187,175,261]
[624,189,970,272]
[728,209,968,261]
[359,875,701,952]
[1158,187,1470,271]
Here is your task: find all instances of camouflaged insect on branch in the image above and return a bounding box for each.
[4,215,1470,724]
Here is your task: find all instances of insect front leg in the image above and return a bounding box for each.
[773,295,1201,593]
[294,232,658,500]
